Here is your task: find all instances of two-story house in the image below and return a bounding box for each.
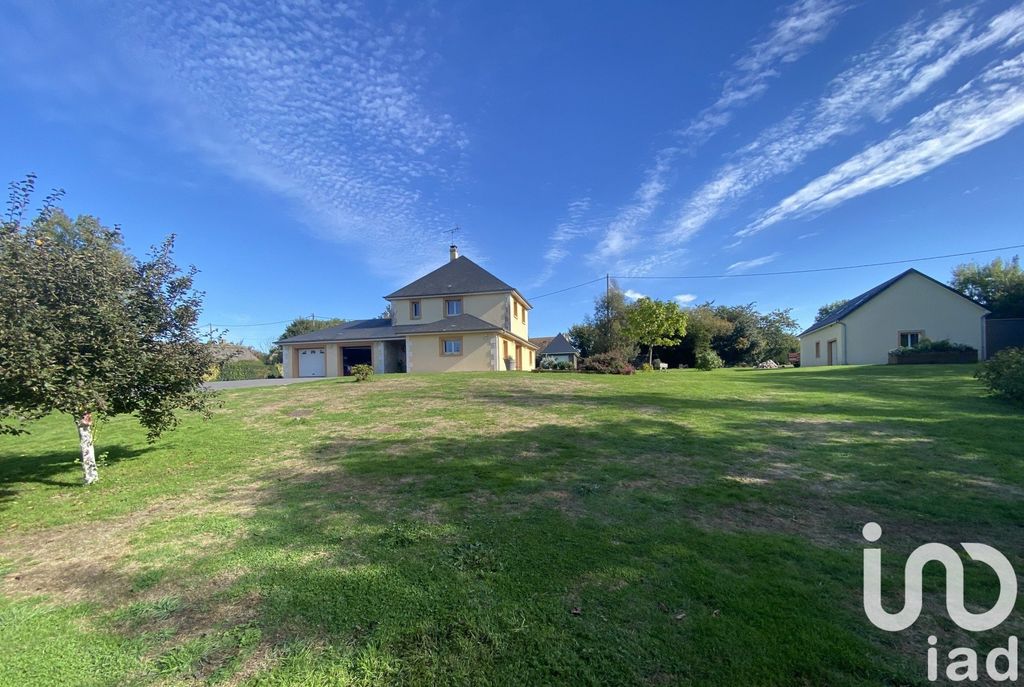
[277,246,537,376]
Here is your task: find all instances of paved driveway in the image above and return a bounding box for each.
[204,377,331,390]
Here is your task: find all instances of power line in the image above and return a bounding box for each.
[526,276,606,301]
[200,315,346,329]
[616,243,1024,281]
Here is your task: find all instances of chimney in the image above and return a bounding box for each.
[449,244,459,261]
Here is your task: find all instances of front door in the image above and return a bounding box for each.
[827,340,837,366]
[298,348,325,377]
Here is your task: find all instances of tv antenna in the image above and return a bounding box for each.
[445,225,461,244]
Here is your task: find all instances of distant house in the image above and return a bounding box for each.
[276,246,537,376]
[798,268,988,366]
[535,332,581,369]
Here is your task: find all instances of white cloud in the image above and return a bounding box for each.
[682,0,847,145]
[663,4,1024,246]
[587,0,845,269]
[532,198,595,287]
[623,289,647,301]
[589,150,674,264]
[743,52,1024,234]
[0,1,469,277]
[673,293,698,305]
[727,253,781,274]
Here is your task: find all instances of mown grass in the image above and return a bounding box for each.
[1,365,1022,686]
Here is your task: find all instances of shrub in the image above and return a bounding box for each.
[975,347,1024,403]
[889,338,977,357]
[351,364,374,382]
[218,360,276,381]
[581,351,633,374]
[203,364,221,382]
[695,348,724,371]
[640,362,654,372]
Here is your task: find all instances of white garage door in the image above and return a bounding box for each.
[298,348,325,377]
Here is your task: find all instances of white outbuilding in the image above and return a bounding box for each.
[798,269,989,367]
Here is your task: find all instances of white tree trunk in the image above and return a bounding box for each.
[77,412,99,485]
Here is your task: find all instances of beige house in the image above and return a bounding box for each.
[799,268,988,367]
[278,246,537,376]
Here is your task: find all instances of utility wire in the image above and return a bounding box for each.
[527,276,607,301]
[616,243,1024,280]
[202,243,1023,323]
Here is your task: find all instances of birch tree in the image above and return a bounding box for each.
[0,176,214,484]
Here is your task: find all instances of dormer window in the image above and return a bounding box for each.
[410,300,421,320]
[445,298,462,316]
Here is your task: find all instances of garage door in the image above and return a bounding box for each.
[298,348,325,377]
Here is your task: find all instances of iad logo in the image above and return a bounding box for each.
[861,522,1020,682]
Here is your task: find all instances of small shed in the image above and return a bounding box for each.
[536,333,581,369]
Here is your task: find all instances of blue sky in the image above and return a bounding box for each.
[1,0,1022,348]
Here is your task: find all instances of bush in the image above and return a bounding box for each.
[695,348,724,371]
[351,364,374,382]
[218,360,276,381]
[580,351,634,375]
[889,338,977,356]
[975,347,1024,403]
[640,362,654,372]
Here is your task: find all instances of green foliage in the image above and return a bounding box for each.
[640,362,654,372]
[624,297,688,366]
[567,323,597,358]
[580,351,635,374]
[976,347,1024,403]
[758,308,800,364]
[572,281,637,359]
[218,361,278,381]
[889,339,977,357]
[951,256,1024,318]
[0,176,213,442]
[351,363,374,382]
[815,299,849,322]
[695,348,725,371]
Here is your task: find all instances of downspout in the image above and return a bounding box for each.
[840,321,848,365]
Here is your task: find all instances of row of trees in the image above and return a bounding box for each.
[567,282,800,369]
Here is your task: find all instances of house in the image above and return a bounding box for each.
[798,268,988,366]
[535,332,581,369]
[277,246,538,376]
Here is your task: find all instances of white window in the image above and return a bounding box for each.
[899,331,923,347]
[445,299,462,316]
[442,338,462,355]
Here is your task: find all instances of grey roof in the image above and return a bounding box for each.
[529,336,555,351]
[799,268,987,337]
[537,332,579,356]
[385,255,520,301]
[276,314,503,344]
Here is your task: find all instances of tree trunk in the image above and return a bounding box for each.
[77,412,99,485]
[648,345,654,366]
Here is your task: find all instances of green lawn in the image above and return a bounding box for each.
[1,366,1021,686]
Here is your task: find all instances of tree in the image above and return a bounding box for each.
[816,299,849,322]
[570,281,636,358]
[710,303,765,366]
[268,316,346,364]
[951,256,1024,318]
[624,297,688,366]
[758,308,800,364]
[0,176,214,484]
[567,322,598,359]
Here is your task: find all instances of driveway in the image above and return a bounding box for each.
[204,377,331,390]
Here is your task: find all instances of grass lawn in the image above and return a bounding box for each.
[1,365,1022,686]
